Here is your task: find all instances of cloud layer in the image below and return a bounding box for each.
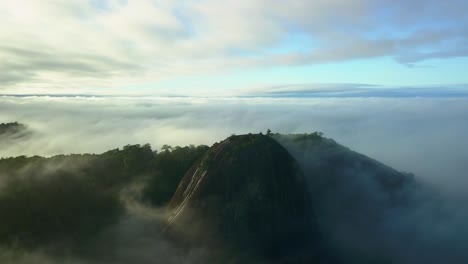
[1,94,468,194]
[1,0,468,92]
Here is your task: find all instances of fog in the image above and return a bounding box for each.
[1,95,467,193]
[1,94,468,263]
[0,201,208,264]
[0,160,209,264]
[275,134,468,264]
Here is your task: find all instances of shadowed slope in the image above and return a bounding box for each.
[167,134,324,262]
[273,133,418,264]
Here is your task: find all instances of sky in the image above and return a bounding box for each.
[1,1,468,193]
[1,0,468,95]
[2,3,468,262]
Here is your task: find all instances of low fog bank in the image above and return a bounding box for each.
[0,204,208,264]
[1,95,467,192]
[275,135,468,264]
[0,158,210,264]
[1,93,468,263]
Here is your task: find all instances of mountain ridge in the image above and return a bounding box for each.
[1,130,432,263]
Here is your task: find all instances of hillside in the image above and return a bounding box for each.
[1,132,454,264]
[0,122,29,139]
[0,143,208,251]
[164,133,420,263]
[273,133,417,263]
[166,134,326,262]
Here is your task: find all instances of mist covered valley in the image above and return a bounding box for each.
[1,95,468,263]
[2,0,468,261]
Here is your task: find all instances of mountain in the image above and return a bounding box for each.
[166,134,325,262]
[1,131,443,264]
[273,133,417,264]
[165,133,417,263]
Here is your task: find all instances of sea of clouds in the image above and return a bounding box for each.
[1,94,467,193]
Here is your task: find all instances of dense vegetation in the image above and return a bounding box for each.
[142,144,209,205]
[0,143,209,249]
[0,129,428,263]
[0,173,123,248]
[0,122,28,138]
[0,131,327,252]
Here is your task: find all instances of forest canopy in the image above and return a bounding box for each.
[0,122,28,137]
[0,143,209,249]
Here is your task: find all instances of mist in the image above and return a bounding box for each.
[1,95,468,193]
[1,94,468,263]
[0,155,210,264]
[275,134,468,264]
[0,203,209,264]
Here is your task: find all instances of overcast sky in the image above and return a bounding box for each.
[1,0,468,95]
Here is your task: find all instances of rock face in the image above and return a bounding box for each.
[166,134,322,261]
[165,133,416,263]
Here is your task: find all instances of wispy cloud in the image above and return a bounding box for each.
[243,83,468,98]
[1,0,467,92]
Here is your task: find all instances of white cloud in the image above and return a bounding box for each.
[0,0,467,92]
[1,95,468,194]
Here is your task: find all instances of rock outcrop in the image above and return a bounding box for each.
[166,134,323,262]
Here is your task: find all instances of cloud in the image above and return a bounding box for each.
[1,0,468,91]
[0,182,209,264]
[2,93,468,263]
[1,93,468,195]
[244,83,468,98]
[276,134,468,264]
